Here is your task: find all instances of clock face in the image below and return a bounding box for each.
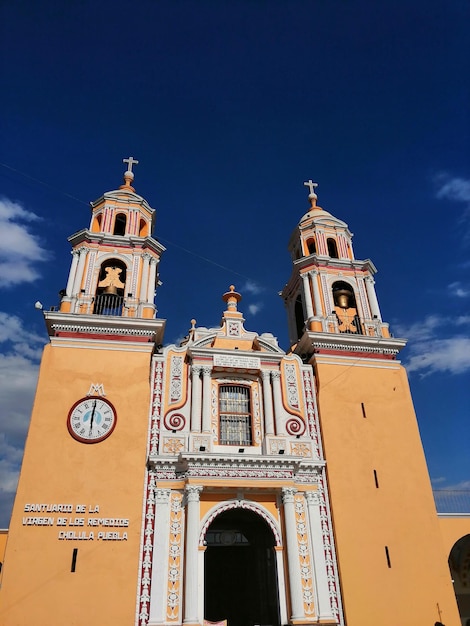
[67,396,117,443]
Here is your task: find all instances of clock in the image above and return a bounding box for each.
[67,396,117,443]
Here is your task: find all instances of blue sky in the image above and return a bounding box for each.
[0,0,469,527]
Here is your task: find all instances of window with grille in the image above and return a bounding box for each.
[219,385,252,445]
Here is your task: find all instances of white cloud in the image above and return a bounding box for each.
[0,313,45,526]
[436,175,470,204]
[448,281,470,298]
[395,314,443,342]
[242,280,264,295]
[0,198,48,287]
[248,303,263,315]
[435,174,470,240]
[442,480,470,490]
[406,336,470,376]
[397,314,470,376]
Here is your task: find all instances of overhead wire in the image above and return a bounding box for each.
[0,161,270,289]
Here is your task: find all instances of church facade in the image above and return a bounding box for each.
[0,162,466,626]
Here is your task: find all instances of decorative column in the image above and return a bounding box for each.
[140,253,151,301]
[201,366,212,433]
[281,487,305,621]
[271,371,285,435]
[262,370,275,435]
[365,276,382,320]
[305,490,335,622]
[301,273,314,320]
[183,485,203,625]
[149,488,172,625]
[71,247,88,296]
[65,250,80,296]
[320,271,333,315]
[310,270,323,317]
[147,257,158,303]
[190,365,202,433]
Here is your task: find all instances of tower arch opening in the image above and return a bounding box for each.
[306,237,316,255]
[94,259,127,316]
[113,213,127,236]
[327,237,339,258]
[92,213,102,233]
[139,218,149,237]
[332,280,363,334]
[449,534,470,624]
[203,507,281,626]
[294,294,304,340]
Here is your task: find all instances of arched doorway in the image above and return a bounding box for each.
[204,507,280,626]
[449,534,470,625]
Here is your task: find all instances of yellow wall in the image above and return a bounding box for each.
[439,516,470,556]
[0,342,153,626]
[314,357,461,626]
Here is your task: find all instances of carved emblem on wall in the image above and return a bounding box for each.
[162,437,185,455]
[295,494,315,616]
[169,355,184,403]
[86,383,106,397]
[167,492,183,622]
[284,362,300,411]
[164,413,186,431]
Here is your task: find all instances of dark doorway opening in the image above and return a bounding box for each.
[204,508,280,626]
[448,534,470,624]
[294,295,304,340]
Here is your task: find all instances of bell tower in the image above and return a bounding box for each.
[0,160,166,626]
[59,156,164,321]
[282,179,389,350]
[281,183,460,626]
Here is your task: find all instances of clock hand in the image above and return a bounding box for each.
[89,400,97,435]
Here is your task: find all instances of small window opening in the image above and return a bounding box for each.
[92,213,102,233]
[385,546,391,568]
[307,238,316,255]
[373,469,379,488]
[139,218,148,237]
[113,213,127,236]
[71,548,78,572]
[361,402,366,418]
[327,237,338,258]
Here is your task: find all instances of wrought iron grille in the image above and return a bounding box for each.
[93,294,124,316]
[219,385,252,445]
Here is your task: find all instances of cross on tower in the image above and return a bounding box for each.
[303,179,318,195]
[123,156,139,174]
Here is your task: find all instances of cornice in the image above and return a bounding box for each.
[148,453,324,482]
[293,255,377,274]
[295,329,407,357]
[90,189,155,214]
[187,345,285,363]
[44,310,166,342]
[68,229,165,256]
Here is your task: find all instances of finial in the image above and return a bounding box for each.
[121,156,139,190]
[303,179,318,207]
[190,319,196,329]
[222,285,242,311]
